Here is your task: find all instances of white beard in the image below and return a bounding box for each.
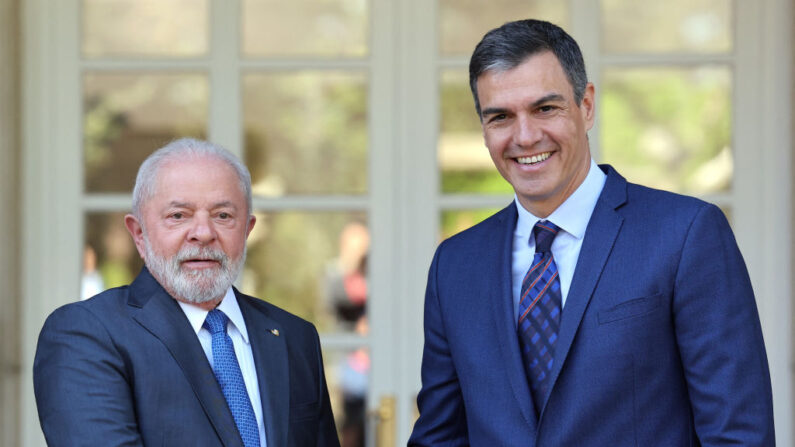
[143,234,245,304]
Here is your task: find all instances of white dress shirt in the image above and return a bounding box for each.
[511,159,607,324]
[178,289,267,447]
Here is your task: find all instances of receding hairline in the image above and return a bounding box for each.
[140,153,247,213]
[131,138,253,220]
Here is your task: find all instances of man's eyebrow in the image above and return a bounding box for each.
[530,93,565,108]
[211,201,238,209]
[480,93,567,118]
[480,107,508,117]
[167,201,192,209]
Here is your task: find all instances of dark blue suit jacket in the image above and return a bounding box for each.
[409,166,774,446]
[34,267,340,447]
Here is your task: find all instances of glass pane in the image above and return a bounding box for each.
[242,0,368,57]
[441,209,501,240]
[439,0,569,56]
[325,348,369,447]
[600,66,732,195]
[83,212,143,300]
[439,70,512,194]
[242,213,369,333]
[243,72,368,196]
[601,0,731,54]
[83,73,208,193]
[82,0,208,58]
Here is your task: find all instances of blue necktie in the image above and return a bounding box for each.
[204,309,261,447]
[517,221,562,415]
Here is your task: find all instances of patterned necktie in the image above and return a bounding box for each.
[517,221,562,415]
[204,309,261,447]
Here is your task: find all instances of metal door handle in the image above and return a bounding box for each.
[374,395,396,447]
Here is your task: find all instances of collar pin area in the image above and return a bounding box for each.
[270,329,280,336]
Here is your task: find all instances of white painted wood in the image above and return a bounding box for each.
[367,0,401,441]
[0,0,21,445]
[22,0,83,445]
[209,0,242,155]
[757,0,793,444]
[395,0,441,443]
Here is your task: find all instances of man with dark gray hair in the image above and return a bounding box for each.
[410,20,774,446]
[34,138,340,447]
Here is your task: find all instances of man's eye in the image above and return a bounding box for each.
[538,105,555,113]
[218,212,230,219]
[171,212,183,219]
[490,113,507,123]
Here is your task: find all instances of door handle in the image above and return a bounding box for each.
[374,394,396,447]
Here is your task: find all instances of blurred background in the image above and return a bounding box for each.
[1,0,792,445]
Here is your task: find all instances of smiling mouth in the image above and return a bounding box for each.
[516,151,552,165]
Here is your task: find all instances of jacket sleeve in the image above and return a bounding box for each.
[408,244,470,447]
[673,204,775,446]
[33,303,144,447]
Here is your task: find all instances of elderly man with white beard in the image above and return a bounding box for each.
[33,138,340,447]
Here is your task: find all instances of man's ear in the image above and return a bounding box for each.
[245,214,256,238]
[124,214,147,260]
[581,83,596,131]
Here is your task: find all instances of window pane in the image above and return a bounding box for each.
[82,0,208,58]
[242,0,368,58]
[243,213,369,333]
[83,213,142,300]
[601,0,731,54]
[439,70,511,194]
[83,73,208,193]
[600,66,732,195]
[439,0,569,56]
[325,348,369,447]
[441,209,501,240]
[243,72,368,196]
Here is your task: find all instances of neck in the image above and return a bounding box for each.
[175,296,223,311]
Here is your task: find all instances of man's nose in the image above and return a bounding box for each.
[187,214,217,245]
[513,114,543,148]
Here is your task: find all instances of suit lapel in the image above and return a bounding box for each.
[540,166,627,413]
[487,204,539,429]
[128,268,242,447]
[237,292,289,447]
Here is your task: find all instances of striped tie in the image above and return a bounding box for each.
[517,221,562,415]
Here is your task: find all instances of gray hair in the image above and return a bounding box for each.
[131,138,253,218]
[469,19,589,117]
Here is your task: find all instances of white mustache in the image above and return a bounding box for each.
[175,246,227,265]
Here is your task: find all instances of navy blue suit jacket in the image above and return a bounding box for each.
[409,166,774,446]
[34,267,340,447]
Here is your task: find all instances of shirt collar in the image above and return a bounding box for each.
[177,287,250,344]
[514,159,606,240]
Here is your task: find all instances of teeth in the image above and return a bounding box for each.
[517,152,551,165]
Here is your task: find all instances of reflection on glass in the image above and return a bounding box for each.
[243,212,368,332]
[325,348,369,447]
[600,66,732,195]
[83,213,142,300]
[82,0,208,58]
[242,0,368,57]
[439,70,512,194]
[601,0,731,54]
[243,72,368,196]
[83,73,208,193]
[441,209,501,240]
[439,0,568,56]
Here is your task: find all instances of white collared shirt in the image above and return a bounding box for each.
[178,289,267,447]
[511,159,607,324]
